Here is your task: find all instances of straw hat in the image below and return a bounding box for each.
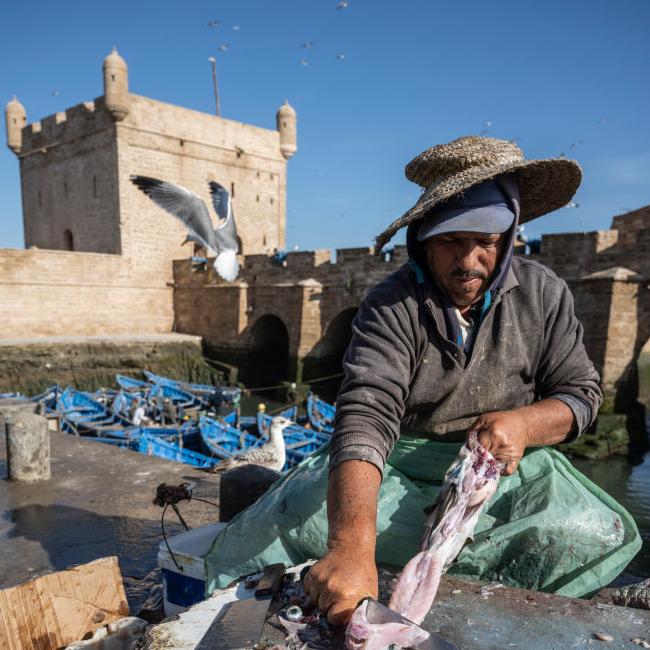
[375,135,582,252]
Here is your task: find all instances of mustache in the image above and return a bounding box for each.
[450,268,487,280]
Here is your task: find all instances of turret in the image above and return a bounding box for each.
[5,96,26,154]
[103,47,129,121]
[276,100,297,160]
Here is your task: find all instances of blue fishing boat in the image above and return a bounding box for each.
[306,393,335,434]
[149,382,203,411]
[30,385,62,413]
[256,412,329,468]
[144,370,242,405]
[257,412,329,445]
[57,387,132,435]
[111,389,139,418]
[198,416,264,459]
[116,374,150,391]
[137,434,218,469]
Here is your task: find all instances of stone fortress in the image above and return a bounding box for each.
[2,49,649,416]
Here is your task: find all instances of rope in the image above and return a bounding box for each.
[244,371,344,393]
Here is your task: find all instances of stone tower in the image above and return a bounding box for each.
[5,49,297,275]
[5,96,26,154]
[277,101,297,160]
[103,48,129,121]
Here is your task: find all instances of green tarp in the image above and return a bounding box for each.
[205,436,641,598]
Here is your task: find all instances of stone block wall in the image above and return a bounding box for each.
[14,93,290,289]
[19,100,121,255]
[0,248,173,338]
[117,95,288,283]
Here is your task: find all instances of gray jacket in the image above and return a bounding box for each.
[329,257,603,474]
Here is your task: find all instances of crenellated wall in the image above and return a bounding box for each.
[172,208,649,404]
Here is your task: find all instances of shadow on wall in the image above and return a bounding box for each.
[302,307,358,402]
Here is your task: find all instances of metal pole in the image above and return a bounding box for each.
[209,57,221,117]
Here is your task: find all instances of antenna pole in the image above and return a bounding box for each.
[209,57,221,117]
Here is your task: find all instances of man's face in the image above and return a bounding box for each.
[424,231,506,309]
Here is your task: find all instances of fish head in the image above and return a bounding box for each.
[346,598,435,650]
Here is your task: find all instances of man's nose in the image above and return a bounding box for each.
[456,241,480,267]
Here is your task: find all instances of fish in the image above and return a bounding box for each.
[344,432,502,649]
[388,432,502,624]
[345,599,430,650]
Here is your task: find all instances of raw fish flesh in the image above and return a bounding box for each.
[388,432,502,623]
[344,432,502,648]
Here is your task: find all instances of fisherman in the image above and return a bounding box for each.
[162,398,177,425]
[204,136,640,619]
[131,401,146,426]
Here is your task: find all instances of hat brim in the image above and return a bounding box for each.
[375,157,581,252]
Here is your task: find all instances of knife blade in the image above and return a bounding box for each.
[363,598,457,650]
[195,563,285,650]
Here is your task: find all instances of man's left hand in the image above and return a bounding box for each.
[467,410,530,476]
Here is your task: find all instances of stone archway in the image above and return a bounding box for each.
[303,307,358,401]
[239,314,289,388]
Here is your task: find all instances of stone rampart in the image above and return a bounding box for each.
[0,248,173,338]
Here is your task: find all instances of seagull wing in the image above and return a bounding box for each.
[208,181,238,249]
[131,176,218,251]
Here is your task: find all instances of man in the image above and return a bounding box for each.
[304,135,605,622]
[204,136,639,613]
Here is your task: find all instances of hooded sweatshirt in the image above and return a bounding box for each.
[329,187,601,474]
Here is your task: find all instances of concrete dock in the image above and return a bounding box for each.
[0,429,220,611]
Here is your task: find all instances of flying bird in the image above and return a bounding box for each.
[565,201,580,209]
[337,0,349,9]
[335,53,346,60]
[209,416,291,473]
[208,20,220,27]
[480,120,493,136]
[301,41,315,48]
[130,176,240,281]
[232,25,240,31]
[218,43,229,51]
[298,59,309,66]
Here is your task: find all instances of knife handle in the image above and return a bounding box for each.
[255,563,285,597]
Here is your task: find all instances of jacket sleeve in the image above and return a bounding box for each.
[329,287,417,475]
[535,278,603,440]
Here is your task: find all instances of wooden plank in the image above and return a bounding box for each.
[0,556,129,649]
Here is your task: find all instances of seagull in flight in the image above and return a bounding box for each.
[130,177,240,281]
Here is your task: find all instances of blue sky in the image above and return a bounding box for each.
[2,0,649,251]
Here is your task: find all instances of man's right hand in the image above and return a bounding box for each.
[303,544,378,626]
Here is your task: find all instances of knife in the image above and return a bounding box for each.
[195,563,285,650]
[362,597,457,650]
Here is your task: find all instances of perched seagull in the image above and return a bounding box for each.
[209,416,291,473]
[130,176,240,281]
